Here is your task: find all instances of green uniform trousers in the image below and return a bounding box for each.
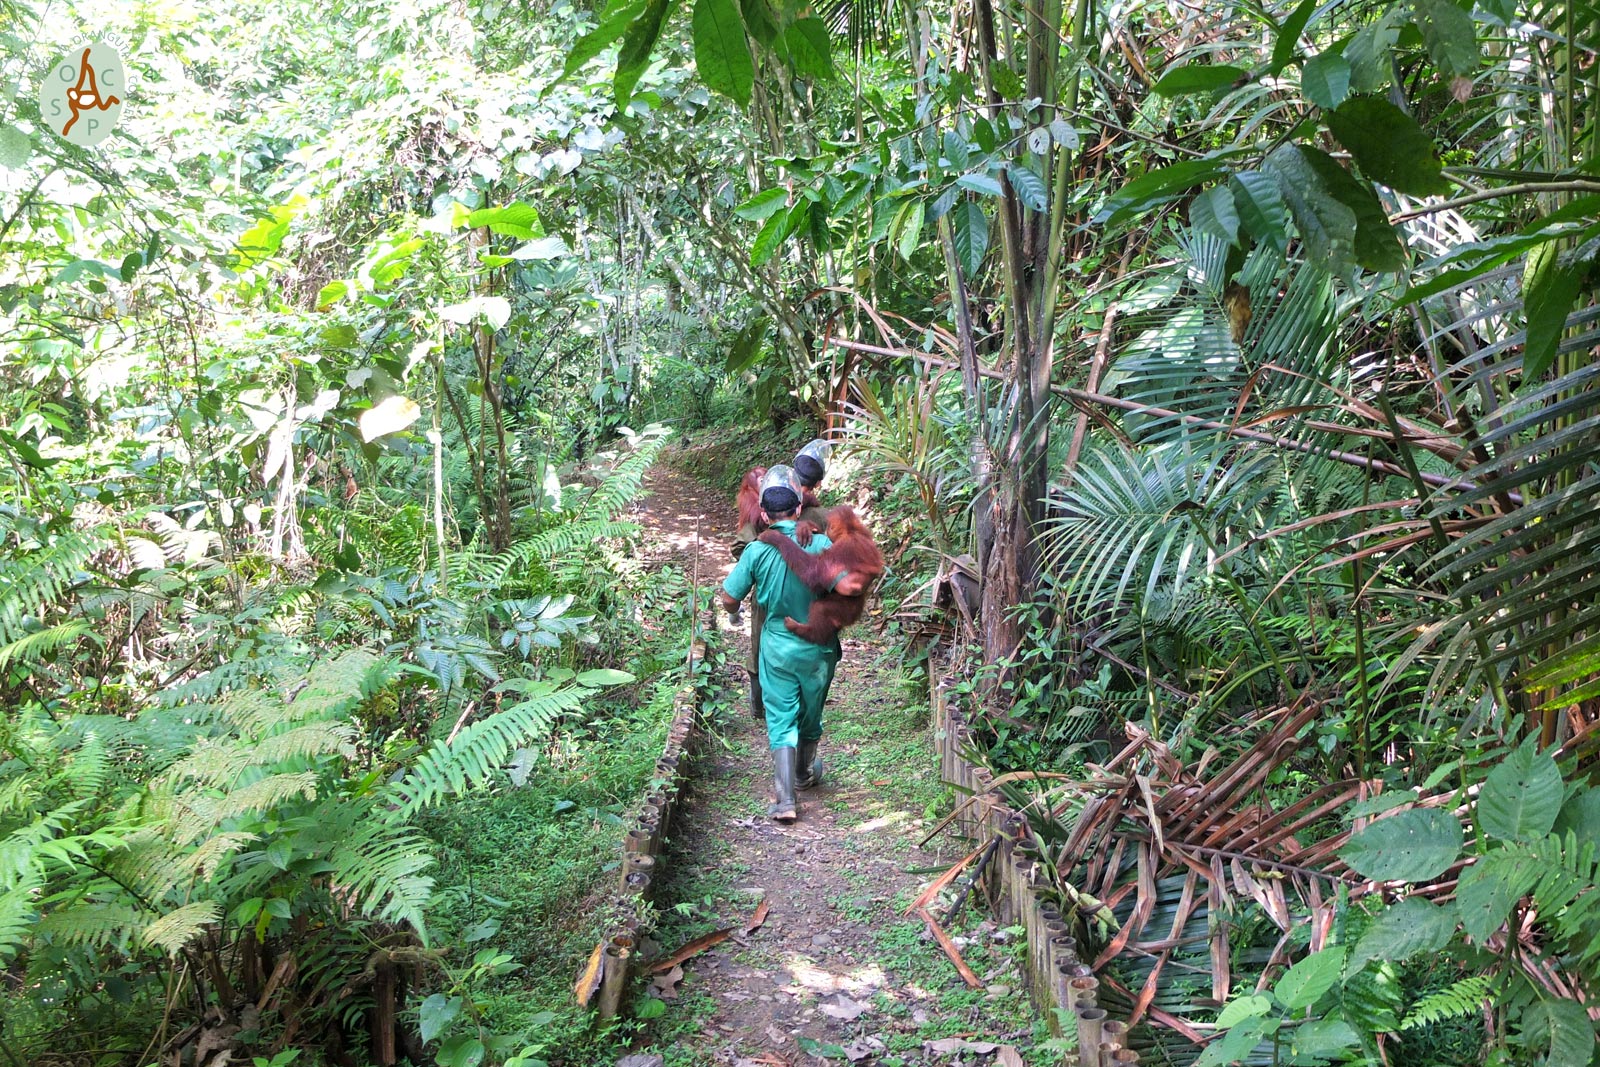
[723,520,842,750]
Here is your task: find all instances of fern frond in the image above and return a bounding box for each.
[0,776,35,818]
[173,772,319,843]
[142,899,220,955]
[0,871,41,965]
[181,831,259,880]
[0,531,104,648]
[68,733,111,802]
[474,519,641,589]
[170,723,356,788]
[1399,974,1492,1030]
[106,832,188,900]
[327,822,435,930]
[0,800,90,884]
[0,621,100,669]
[383,684,587,820]
[280,650,391,726]
[35,902,147,949]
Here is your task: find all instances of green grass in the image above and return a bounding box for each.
[418,682,679,1053]
[415,574,736,1064]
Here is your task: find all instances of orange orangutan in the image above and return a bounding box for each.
[757,506,884,645]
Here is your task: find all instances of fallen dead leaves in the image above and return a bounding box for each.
[921,1036,1028,1062]
[573,940,605,1006]
[647,896,770,978]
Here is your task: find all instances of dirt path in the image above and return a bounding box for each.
[622,465,1048,1067]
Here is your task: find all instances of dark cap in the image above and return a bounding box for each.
[793,454,825,487]
[760,485,801,514]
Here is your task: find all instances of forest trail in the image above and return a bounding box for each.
[622,465,1043,1067]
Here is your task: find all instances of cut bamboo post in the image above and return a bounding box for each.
[594,941,630,1020]
[1076,1007,1107,1067]
[1053,961,1078,1029]
[1111,1051,1139,1065]
[624,829,652,854]
[622,853,655,890]
[1101,1018,1129,1064]
[623,871,652,900]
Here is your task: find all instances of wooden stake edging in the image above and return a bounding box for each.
[587,634,713,1023]
[930,671,1144,1066]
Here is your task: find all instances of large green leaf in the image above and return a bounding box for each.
[1194,1015,1273,1067]
[957,171,1004,198]
[1344,15,1399,92]
[781,17,833,79]
[1189,185,1241,246]
[1339,807,1463,882]
[1006,162,1048,212]
[1479,738,1563,842]
[725,316,769,373]
[1271,0,1319,70]
[750,209,787,266]
[1301,52,1351,109]
[1552,787,1600,853]
[1346,897,1457,973]
[1230,170,1288,251]
[0,125,30,170]
[420,993,463,1042]
[1521,240,1585,381]
[734,187,788,221]
[615,0,677,104]
[951,200,988,277]
[1216,994,1273,1027]
[1151,64,1248,96]
[1275,947,1345,1011]
[1290,1019,1361,1061]
[466,202,544,239]
[562,0,647,77]
[1265,144,1357,270]
[739,0,778,44]
[1295,144,1405,272]
[1098,157,1227,228]
[1326,96,1449,197]
[692,0,753,105]
[1519,999,1596,1067]
[892,198,924,261]
[1456,850,1537,943]
[1412,0,1479,77]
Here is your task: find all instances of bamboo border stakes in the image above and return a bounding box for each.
[588,625,716,1023]
[927,655,1149,1067]
[594,938,630,1020]
[622,852,656,890]
[1102,1019,1129,1059]
[1076,1008,1107,1067]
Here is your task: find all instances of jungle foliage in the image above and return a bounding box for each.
[2,0,1598,1063]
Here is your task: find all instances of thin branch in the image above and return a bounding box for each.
[824,336,1520,499]
[1389,180,1600,223]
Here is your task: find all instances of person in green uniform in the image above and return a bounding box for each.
[731,470,772,722]
[731,448,834,720]
[718,472,841,822]
[793,439,833,532]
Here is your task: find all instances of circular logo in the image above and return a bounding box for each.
[38,40,125,147]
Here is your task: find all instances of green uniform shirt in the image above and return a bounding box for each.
[731,503,831,560]
[723,520,841,657]
[723,519,844,749]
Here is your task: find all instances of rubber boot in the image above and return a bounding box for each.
[767,746,798,822]
[796,739,823,790]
